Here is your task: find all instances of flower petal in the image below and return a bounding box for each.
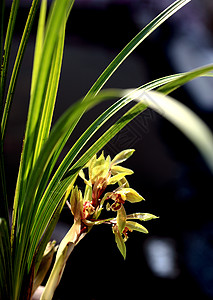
[126,221,148,234]
[90,153,110,183]
[123,188,144,203]
[127,213,159,221]
[117,176,130,188]
[108,173,129,185]
[111,165,134,175]
[70,186,79,218]
[79,169,91,186]
[117,204,126,234]
[111,149,135,166]
[113,226,126,259]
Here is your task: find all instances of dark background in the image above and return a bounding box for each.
[3,0,213,299]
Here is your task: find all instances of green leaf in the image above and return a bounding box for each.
[0,0,19,106]
[33,191,66,277]
[126,221,148,234]
[30,0,47,98]
[131,89,213,173]
[0,138,9,225]
[0,218,13,300]
[24,0,72,183]
[158,64,213,95]
[84,0,191,99]
[1,0,39,140]
[12,1,75,298]
[0,1,4,74]
[11,0,45,247]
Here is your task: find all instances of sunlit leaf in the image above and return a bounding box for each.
[85,0,191,98]
[130,89,213,173]
[0,218,13,299]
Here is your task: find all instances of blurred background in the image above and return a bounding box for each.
[3,0,213,299]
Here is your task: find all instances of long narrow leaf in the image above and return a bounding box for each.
[135,90,213,172]
[0,218,13,300]
[0,0,20,106]
[11,0,48,250]
[13,0,74,215]
[0,0,4,84]
[32,26,66,166]
[158,64,213,95]
[1,0,39,140]
[30,0,47,98]
[84,0,191,99]
[12,1,75,298]
[0,136,9,224]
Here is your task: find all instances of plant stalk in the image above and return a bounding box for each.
[40,220,86,300]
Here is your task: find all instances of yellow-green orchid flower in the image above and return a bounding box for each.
[66,149,158,258]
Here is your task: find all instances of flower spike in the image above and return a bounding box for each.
[66,149,158,258]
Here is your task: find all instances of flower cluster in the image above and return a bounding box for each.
[67,149,158,258]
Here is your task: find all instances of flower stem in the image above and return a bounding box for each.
[40,220,86,300]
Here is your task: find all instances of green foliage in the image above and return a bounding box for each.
[0,219,13,300]
[0,0,213,299]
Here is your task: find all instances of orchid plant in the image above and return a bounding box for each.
[1,0,213,299]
